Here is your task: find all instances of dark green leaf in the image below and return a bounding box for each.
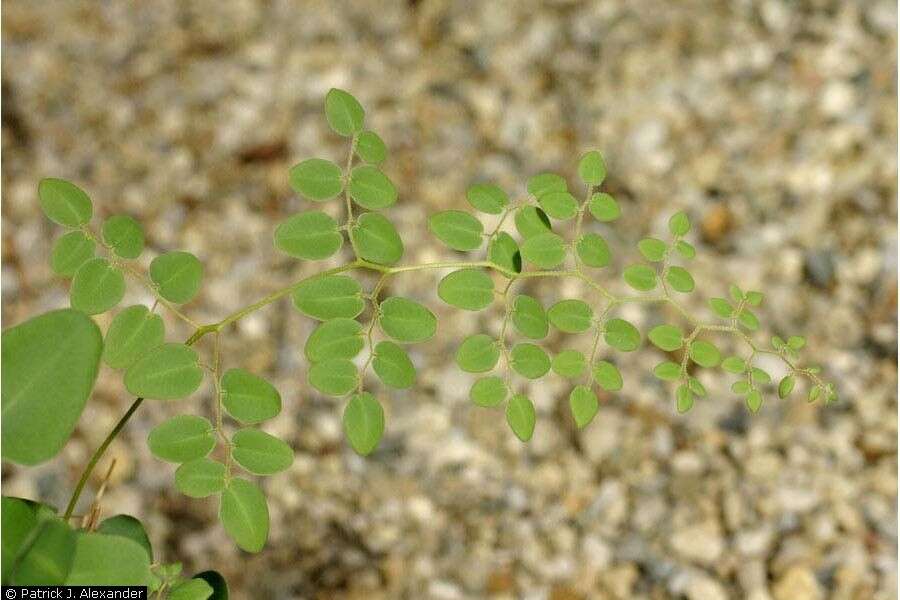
[638,238,667,262]
[372,341,416,389]
[466,183,508,214]
[506,394,536,441]
[526,173,567,197]
[488,232,522,276]
[221,368,281,424]
[149,251,203,304]
[2,497,38,582]
[538,191,578,220]
[348,165,397,210]
[514,206,552,238]
[169,578,214,600]
[305,318,363,362]
[274,211,342,260]
[455,334,500,373]
[666,266,695,293]
[351,212,404,265]
[2,309,102,465]
[551,349,586,378]
[66,533,151,585]
[102,215,144,259]
[588,192,620,222]
[750,367,771,384]
[11,518,76,585]
[71,258,125,314]
[689,340,721,367]
[194,571,229,600]
[778,375,795,399]
[125,344,203,401]
[147,415,215,463]
[96,515,152,562]
[219,478,268,553]
[325,88,364,136]
[510,343,550,379]
[289,158,343,201]
[378,297,437,343]
[292,275,364,321]
[231,429,294,475]
[438,269,494,311]
[653,361,681,381]
[428,210,484,251]
[51,231,95,277]
[175,459,226,498]
[547,299,593,333]
[103,305,165,370]
[512,294,548,340]
[342,392,384,455]
[569,386,598,428]
[38,178,92,227]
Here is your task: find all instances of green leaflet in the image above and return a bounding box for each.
[175,459,226,498]
[669,211,691,236]
[514,206,552,238]
[638,238,667,262]
[538,191,578,220]
[351,212,404,265]
[149,251,203,304]
[51,231,95,277]
[348,165,397,210]
[438,268,494,311]
[592,360,623,391]
[428,210,484,251]
[709,297,734,318]
[739,309,760,331]
[603,318,641,352]
[308,359,358,396]
[147,415,215,463]
[39,178,92,227]
[746,390,763,413]
[588,192,620,222]
[342,392,384,455]
[372,341,416,389]
[219,478,269,553]
[751,367,771,384]
[325,88,364,136]
[2,309,102,465]
[305,318,364,362]
[653,361,681,381]
[466,183,508,215]
[169,578,214,600]
[103,305,165,370]
[194,571,229,600]
[547,299,593,333]
[455,334,500,373]
[221,368,282,424]
[689,340,721,367]
[10,518,76,585]
[488,232,522,276]
[732,380,751,395]
[623,264,657,291]
[746,291,764,306]
[289,158,343,201]
[666,266,695,293]
[2,497,37,581]
[569,385,598,428]
[506,394,536,442]
[102,215,144,259]
[520,232,566,268]
[527,172,567,197]
[378,297,437,343]
[292,275,364,321]
[675,240,696,259]
[510,343,550,379]
[576,233,611,268]
[778,375,796,399]
[688,376,707,397]
[577,150,606,185]
[720,356,746,374]
[66,533,151,585]
[676,385,694,413]
[551,350,586,378]
[356,130,387,164]
[273,211,342,260]
[96,515,153,561]
[71,257,125,314]
[648,324,683,351]
[125,343,203,401]
[231,429,294,475]
[470,376,506,407]
[512,294,549,340]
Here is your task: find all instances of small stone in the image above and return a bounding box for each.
[772,566,823,600]
[670,523,725,566]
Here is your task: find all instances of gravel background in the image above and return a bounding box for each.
[2,1,897,599]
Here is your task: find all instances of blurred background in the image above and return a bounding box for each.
[2,1,897,598]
